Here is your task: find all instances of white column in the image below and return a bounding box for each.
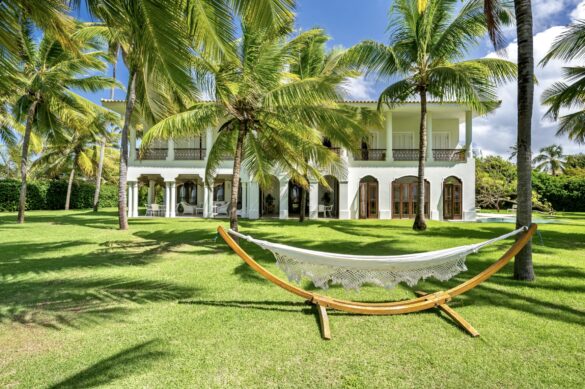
[465,110,473,158]
[170,182,177,217]
[203,185,210,218]
[385,111,393,162]
[148,180,155,204]
[338,181,350,219]
[207,184,214,216]
[379,180,391,219]
[248,182,260,219]
[127,181,134,217]
[166,139,175,161]
[205,128,213,160]
[279,178,288,219]
[129,127,136,161]
[241,182,248,218]
[164,182,171,217]
[132,182,139,217]
[309,181,319,219]
[427,112,433,162]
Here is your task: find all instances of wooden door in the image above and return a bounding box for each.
[443,183,462,220]
[359,181,378,218]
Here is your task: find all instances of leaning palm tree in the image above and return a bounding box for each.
[142,25,369,231]
[533,145,566,176]
[346,0,516,230]
[483,0,536,281]
[9,21,117,223]
[540,20,585,145]
[82,0,295,230]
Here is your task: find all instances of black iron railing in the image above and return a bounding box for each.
[393,149,419,161]
[433,149,466,162]
[137,148,168,160]
[174,148,206,160]
[354,149,386,161]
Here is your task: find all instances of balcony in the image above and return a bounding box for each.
[175,148,206,160]
[137,148,168,160]
[353,149,386,161]
[433,149,466,162]
[329,147,342,156]
[393,149,419,161]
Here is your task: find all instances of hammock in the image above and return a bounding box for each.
[227,226,528,290]
[218,224,537,339]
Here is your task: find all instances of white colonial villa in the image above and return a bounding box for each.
[103,100,477,221]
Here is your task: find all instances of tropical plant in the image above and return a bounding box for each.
[286,29,379,222]
[533,145,566,176]
[540,20,585,145]
[475,155,516,210]
[8,21,117,223]
[345,0,516,230]
[142,25,370,231]
[81,0,295,230]
[483,0,536,281]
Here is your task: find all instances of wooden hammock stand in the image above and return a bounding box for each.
[217,224,537,340]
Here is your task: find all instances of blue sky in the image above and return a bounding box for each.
[74,0,585,156]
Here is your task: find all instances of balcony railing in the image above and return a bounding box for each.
[175,148,206,160]
[354,149,386,161]
[393,149,419,161]
[433,149,466,162]
[137,148,168,160]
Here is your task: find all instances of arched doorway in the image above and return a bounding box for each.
[359,176,378,219]
[259,175,279,217]
[443,176,462,220]
[318,175,339,218]
[392,176,430,219]
[288,181,309,217]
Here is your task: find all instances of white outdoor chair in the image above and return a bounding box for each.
[318,204,334,218]
[178,201,196,215]
[150,203,161,216]
[214,202,230,216]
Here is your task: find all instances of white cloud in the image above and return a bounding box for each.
[474,1,585,157]
[571,1,585,19]
[343,76,374,100]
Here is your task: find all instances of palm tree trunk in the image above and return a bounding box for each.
[514,0,535,280]
[118,70,137,230]
[65,159,76,210]
[110,53,117,100]
[299,186,307,222]
[229,121,246,232]
[93,139,106,212]
[17,100,38,224]
[413,87,428,231]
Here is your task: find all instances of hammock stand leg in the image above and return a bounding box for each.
[315,303,331,340]
[415,291,480,337]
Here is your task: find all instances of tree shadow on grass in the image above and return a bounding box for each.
[0,277,199,329]
[49,339,167,389]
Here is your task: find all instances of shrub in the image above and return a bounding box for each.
[532,173,585,212]
[0,179,119,211]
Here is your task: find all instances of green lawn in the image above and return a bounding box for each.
[1,210,584,388]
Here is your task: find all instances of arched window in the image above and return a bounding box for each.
[359,176,378,219]
[392,176,430,219]
[443,176,462,220]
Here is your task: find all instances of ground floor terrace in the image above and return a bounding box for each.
[126,162,476,221]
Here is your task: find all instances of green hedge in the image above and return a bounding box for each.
[532,173,585,212]
[0,179,118,211]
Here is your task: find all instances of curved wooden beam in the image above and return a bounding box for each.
[217,224,537,315]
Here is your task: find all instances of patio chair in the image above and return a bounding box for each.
[178,201,196,215]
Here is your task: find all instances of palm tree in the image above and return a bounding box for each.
[483,0,536,281]
[82,0,295,230]
[346,0,516,231]
[142,25,369,232]
[8,21,117,223]
[540,20,585,144]
[286,30,379,222]
[533,145,566,176]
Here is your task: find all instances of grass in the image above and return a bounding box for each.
[0,209,584,388]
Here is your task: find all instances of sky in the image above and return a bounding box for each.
[75,0,585,157]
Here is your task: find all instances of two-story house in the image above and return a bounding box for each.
[102,99,477,221]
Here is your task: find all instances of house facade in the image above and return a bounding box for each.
[102,100,477,221]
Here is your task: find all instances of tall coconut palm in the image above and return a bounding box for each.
[533,145,566,176]
[540,20,585,145]
[81,0,295,230]
[346,0,516,230]
[483,0,536,281]
[142,26,369,231]
[9,21,117,223]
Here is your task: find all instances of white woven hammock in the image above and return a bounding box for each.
[228,226,528,290]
